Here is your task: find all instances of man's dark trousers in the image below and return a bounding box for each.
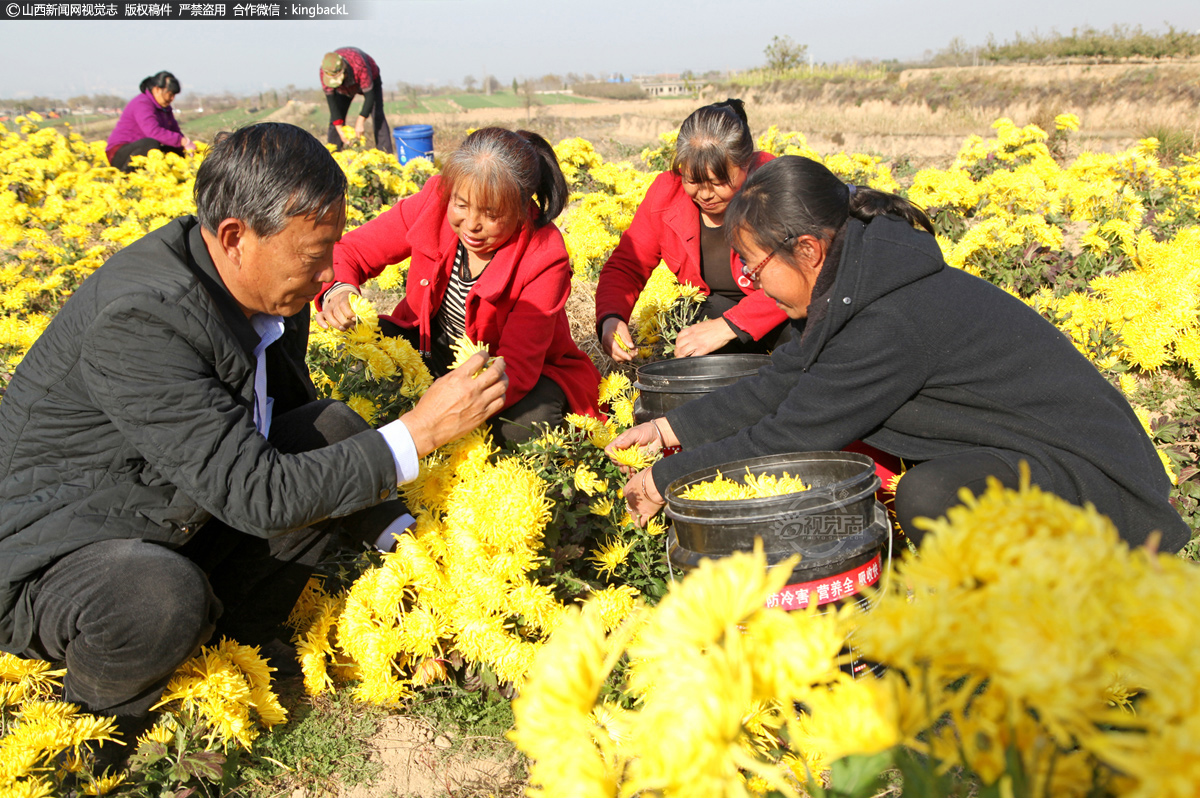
[18,399,401,717]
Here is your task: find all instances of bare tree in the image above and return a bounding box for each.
[522,80,540,123]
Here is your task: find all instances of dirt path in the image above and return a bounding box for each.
[336,716,523,798]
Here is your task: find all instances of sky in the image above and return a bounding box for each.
[2,0,1199,99]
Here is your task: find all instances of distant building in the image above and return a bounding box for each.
[637,78,690,97]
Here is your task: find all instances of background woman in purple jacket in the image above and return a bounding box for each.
[106,71,195,172]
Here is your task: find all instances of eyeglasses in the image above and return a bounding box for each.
[739,251,776,281]
[737,235,795,281]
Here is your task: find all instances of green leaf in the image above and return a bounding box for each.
[1004,743,1031,797]
[975,779,1005,798]
[893,746,950,798]
[129,740,169,771]
[220,746,244,793]
[828,751,893,798]
[478,663,499,691]
[179,749,226,782]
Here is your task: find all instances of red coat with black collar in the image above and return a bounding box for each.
[322,176,602,417]
[594,151,786,340]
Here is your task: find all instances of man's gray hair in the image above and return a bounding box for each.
[194,123,347,238]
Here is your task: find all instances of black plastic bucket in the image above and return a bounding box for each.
[664,451,890,678]
[633,353,771,423]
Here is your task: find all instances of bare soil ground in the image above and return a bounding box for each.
[336,717,523,798]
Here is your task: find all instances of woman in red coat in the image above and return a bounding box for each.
[315,127,602,446]
[595,99,789,362]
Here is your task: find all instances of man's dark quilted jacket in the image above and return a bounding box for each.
[0,216,399,653]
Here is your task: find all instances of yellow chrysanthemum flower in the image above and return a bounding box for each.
[448,335,490,372]
[589,536,635,577]
[589,495,615,517]
[345,394,378,425]
[347,292,379,329]
[680,469,810,501]
[574,464,608,497]
[608,446,655,471]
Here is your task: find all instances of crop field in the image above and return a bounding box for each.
[388,90,594,115]
[1,113,1199,796]
[179,106,283,139]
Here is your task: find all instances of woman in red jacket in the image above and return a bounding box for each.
[315,127,602,446]
[595,99,789,362]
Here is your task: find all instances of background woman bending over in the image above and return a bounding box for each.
[316,127,602,446]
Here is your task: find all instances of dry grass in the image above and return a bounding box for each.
[56,61,1200,167]
[382,61,1200,166]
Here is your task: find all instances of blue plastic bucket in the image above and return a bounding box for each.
[393,124,434,164]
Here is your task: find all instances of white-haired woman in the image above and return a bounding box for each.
[316,127,602,445]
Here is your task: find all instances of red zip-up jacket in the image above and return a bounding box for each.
[320,177,602,418]
[594,151,787,341]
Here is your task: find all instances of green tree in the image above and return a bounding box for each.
[764,35,808,72]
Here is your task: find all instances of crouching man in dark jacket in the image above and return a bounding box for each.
[0,123,506,731]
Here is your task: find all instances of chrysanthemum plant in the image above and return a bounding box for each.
[513,406,672,605]
[3,117,1199,796]
[513,471,1200,798]
[307,294,433,427]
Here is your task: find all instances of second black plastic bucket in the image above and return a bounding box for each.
[664,451,890,678]
[632,353,771,424]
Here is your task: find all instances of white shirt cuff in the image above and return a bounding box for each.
[375,513,416,552]
[378,420,420,484]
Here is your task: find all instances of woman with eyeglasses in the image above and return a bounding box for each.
[594,99,790,361]
[609,155,1189,552]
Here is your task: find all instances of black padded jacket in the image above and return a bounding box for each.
[653,215,1189,552]
[0,216,399,652]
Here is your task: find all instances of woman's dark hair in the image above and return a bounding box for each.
[725,155,935,263]
[439,127,567,229]
[195,122,347,237]
[672,98,754,184]
[140,71,181,95]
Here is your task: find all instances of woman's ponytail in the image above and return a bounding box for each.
[517,130,568,226]
[849,186,934,236]
[711,97,749,127]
